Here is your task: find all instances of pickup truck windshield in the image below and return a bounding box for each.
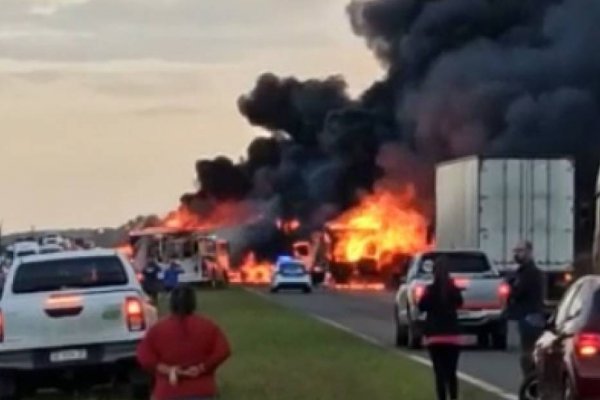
[12,256,128,294]
[419,253,492,275]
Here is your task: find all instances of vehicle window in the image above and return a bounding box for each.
[418,253,491,275]
[217,242,229,254]
[279,262,306,274]
[12,256,128,294]
[295,245,309,257]
[16,251,37,258]
[555,282,583,327]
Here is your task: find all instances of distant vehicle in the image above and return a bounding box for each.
[270,256,312,294]
[5,241,40,266]
[0,249,158,399]
[394,250,510,349]
[39,234,66,248]
[524,275,600,400]
[39,244,64,255]
[129,228,230,287]
[436,157,575,310]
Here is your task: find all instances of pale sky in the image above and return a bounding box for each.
[0,0,381,233]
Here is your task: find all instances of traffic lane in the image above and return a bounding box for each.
[260,288,522,395]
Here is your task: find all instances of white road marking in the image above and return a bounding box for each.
[246,287,519,400]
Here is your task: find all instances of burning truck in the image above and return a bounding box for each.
[280,187,433,290]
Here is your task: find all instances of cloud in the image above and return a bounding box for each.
[0,0,331,62]
[132,104,201,117]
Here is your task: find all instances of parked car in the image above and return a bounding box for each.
[394,250,510,349]
[528,275,600,400]
[0,249,158,399]
[270,256,312,294]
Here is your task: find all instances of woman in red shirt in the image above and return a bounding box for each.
[137,285,231,400]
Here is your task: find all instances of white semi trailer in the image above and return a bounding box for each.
[436,157,574,308]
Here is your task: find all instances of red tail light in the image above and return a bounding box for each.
[575,333,600,358]
[498,283,511,301]
[125,297,145,332]
[136,272,144,282]
[0,309,4,343]
[413,284,426,303]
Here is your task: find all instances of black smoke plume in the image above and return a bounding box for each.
[185,0,600,258]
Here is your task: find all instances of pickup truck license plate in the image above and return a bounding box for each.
[50,349,87,363]
[459,310,483,319]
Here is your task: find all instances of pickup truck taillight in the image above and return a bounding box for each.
[498,282,511,301]
[575,333,600,358]
[125,297,145,332]
[0,309,4,343]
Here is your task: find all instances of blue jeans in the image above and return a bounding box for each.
[518,314,544,375]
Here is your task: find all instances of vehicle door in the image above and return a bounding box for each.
[396,256,418,323]
[538,280,586,398]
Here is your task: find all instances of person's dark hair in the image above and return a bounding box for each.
[169,284,196,317]
[432,256,453,301]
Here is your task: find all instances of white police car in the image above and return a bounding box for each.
[270,256,312,294]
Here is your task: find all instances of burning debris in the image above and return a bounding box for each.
[327,185,431,268]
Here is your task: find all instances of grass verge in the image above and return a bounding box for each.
[196,288,494,400]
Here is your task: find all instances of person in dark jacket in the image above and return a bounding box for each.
[142,257,162,304]
[419,257,464,400]
[507,240,545,377]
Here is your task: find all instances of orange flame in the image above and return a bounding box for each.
[232,252,273,285]
[161,202,260,232]
[327,186,431,269]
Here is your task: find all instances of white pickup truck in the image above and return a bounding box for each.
[394,250,511,350]
[0,249,158,399]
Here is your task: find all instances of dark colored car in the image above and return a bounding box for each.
[533,276,600,400]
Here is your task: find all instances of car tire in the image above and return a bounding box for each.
[518,372,538,400]
[563,376,577,400]
[477,332,490,348]
[407,317,422,349]
[302,286,312,294]
[129,369,151,400]
[0,374,19,400]
[491,332,508,350]
[270,287,279,294]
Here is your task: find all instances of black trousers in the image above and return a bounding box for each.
[428,344,460,400]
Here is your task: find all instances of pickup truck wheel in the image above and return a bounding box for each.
[395,321,408,347]
[407,320,422,349]
[129,369,151,400]
[477,332,490,348]
[0,375,19,400]
[491,332,508,350]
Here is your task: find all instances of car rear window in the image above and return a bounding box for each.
[13,256,128,294]
[279,262,306,274]
[419,253,492,274]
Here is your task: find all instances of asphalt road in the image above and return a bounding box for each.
[257,287,521,399]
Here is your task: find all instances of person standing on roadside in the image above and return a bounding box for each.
[163,259,183,294]
[137,285,231,400]
[507,240,545,377]
[419,257,464,400]
[142,256,162,304]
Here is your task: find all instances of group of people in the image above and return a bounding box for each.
[420,240,545,400]
[138,240,545,400]
[141,257,186,303]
